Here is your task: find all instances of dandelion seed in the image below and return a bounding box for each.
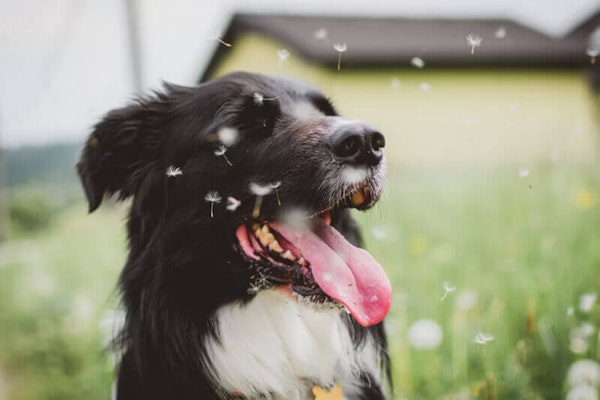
[314,28,327,40]
[372,226,388,240]
[249,182,273,219]
[277,48,290,66]
[518,168,529,178]
[166,165,183,177]
[474,331,495,344]
[210,32,232,48]
[226,196,241,212]
[587,49,599,64]
[408,319,443,349]
[214,145,233,166]
[495,27,507,39]
[410,57,425,68]
[270,181,282,206]
[467,33,482,55]
[217,127,239,146]
[253,92,279,106]
[204,191,222,218]
[440,281,456,301]
[333,43,347,71]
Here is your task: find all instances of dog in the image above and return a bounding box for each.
[77,71,392,399]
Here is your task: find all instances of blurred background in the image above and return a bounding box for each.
[2,0,600,399]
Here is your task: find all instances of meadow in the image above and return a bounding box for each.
[0,161,599,399]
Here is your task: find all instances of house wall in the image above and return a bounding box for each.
[211,33,600,169]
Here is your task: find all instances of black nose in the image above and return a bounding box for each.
[329,123,385,166]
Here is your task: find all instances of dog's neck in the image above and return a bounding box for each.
[204,290,381,399]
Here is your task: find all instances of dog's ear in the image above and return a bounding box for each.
[77,100,165,213]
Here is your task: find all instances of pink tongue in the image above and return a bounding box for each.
[271,220,391,327]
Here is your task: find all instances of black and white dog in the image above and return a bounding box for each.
[78,72,392,399]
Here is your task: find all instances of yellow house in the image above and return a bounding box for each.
[201,13,600,169]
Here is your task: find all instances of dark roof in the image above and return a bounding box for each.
[201,12,600,82]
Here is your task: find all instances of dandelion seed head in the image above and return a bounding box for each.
[166,165,183,177]
[333,43,347,53]
[495,27,507,39]
[579,293,597,313]
[314,28,327,40]
[277,48,290,64]
[204,191,222,203]
[410,57,425,68]
[341,166,368,185]
[518,168,529,178]
[566,384,598,400]
[217,127,239,146]
[249,182,273,196]
[567,359,600,388]
[408,319,443,349]
[570,337,589,354]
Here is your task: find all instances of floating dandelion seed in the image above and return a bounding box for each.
[253,92,279,106]
[270,181,282,206]
[314,28,327,40]
[333,43,347,71]
[249,182,273,219]
[440,281,456,301]
[204,191,222,218]
[474,331,495,344]
[467,33,482,55]
[214,145,233,166]
[277,48,290,65]
[226,196,241,212]
[587,49,599,64]
[410,57,425,68]
[165,165,183,177]
[217,127,239,146]
[495,27,507,39]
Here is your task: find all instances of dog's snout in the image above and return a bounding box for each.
[329,124,385,166]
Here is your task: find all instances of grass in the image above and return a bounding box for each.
[1,162,599,399]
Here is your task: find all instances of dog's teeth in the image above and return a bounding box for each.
[298,257,308,266]
[268,240,283,253]
[351,189,366,207]
[282,250,295,260]
[261,225,270,234]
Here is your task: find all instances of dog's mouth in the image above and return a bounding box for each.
[235,185,391,327]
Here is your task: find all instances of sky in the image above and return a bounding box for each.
[0,0,599,147]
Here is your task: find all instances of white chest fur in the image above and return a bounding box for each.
[204,290,381,399]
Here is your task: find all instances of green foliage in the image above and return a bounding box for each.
[8,192,55,234]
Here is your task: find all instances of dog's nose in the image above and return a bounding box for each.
[329,123,385,166]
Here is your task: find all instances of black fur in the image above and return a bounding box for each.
[78,72,390,399]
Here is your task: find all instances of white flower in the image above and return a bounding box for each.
[567,360,600,387]
[495,27,507,39]
[474,331,495,344]
[314,28,327,40]
[214,145,233,166]
[277,48,290,65]
[333,43,347,71]
[440,281,456,301]
[580,293,597,313]
[249,182,273,196]
[410,57,425,68]
[467,33,482,55]
[226,196,241,212]
[166,165,183,177]
[217,127,239,146]
[204,191,222,218]
[407,319,443,349]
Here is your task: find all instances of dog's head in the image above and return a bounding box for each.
[78,72,391,327]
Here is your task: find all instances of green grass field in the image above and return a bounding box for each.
[1,162,599,399]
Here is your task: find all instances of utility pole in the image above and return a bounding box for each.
[124,0,143,93]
